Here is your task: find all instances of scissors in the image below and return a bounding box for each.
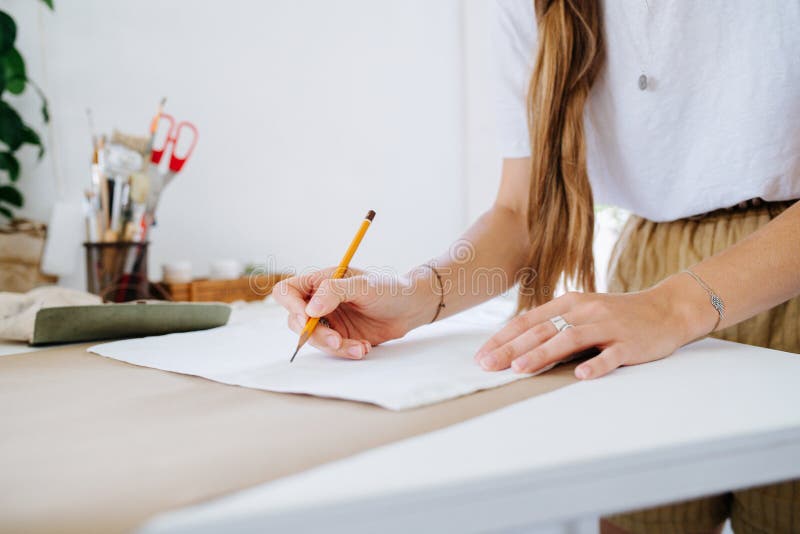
[150,113,198,176]
[145,114,198,218]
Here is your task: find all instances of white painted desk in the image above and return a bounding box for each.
[141,338,800,533]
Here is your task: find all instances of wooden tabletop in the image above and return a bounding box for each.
[0,341,579,534]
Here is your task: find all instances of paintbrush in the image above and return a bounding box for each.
[144,97,167,164]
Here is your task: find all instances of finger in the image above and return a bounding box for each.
[339,338,371,360]
[288,314,343,349]
[474,292,581,360]
[305,276,369,317]
[288,314,370,360]
[510,323,608,374]
[575,346,626,380]
[478,321,556,371]
[272,278,310,315]
[273,269,330,313]
[319,338,370,360]
[478,306,597,371]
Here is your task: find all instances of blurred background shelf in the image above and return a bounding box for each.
[163,273,288,303]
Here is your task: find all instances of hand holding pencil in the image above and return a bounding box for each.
[288,210,375,362]
[274,210,433,361]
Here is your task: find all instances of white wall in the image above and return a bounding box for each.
[463,0,503,220]
[5,0,504,288]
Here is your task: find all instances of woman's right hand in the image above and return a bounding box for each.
[272,267,433,359]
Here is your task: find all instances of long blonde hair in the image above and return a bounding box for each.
[517,0,605,311]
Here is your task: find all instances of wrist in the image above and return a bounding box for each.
[401,265,445,332]
[649,272,719,345]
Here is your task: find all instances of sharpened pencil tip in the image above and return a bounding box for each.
[291,331,311,363]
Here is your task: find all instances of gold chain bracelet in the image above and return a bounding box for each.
[683,269,725,333]
[421,264,446,324]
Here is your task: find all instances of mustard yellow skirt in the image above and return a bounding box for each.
[604,200,800,533]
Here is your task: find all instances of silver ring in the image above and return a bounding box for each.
[549,315,573,333]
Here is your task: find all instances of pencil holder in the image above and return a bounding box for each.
[84,241,150,302]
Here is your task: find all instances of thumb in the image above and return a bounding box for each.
[305,276,367,317]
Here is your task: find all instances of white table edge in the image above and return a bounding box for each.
[142,425,800,533]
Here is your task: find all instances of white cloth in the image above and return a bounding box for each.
[491,0,800,221]
[0,286,101,342]
[88,298,550,411]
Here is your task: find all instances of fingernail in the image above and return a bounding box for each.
[474,350,487,362]
[575,365,590,380]
[479,355,497,370]
[306,300,321,316]
[326,334,340,349]
[347,345,363,358]
[511,357,529,373]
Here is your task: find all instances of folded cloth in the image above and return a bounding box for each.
[0,286,101,342]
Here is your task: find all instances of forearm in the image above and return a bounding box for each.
[402,203,530,330]
[655,201,800,343]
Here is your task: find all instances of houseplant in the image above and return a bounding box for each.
[0,0,52,220]
[0,0,55,291]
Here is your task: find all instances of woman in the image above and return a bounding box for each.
[274,0,800,531]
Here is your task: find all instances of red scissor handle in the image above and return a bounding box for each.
[168,120,198,173]
[150,113,175,166]
[150,114,199,173]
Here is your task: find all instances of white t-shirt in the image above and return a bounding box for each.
[491,0,800,221]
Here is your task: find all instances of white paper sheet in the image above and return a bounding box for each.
[88,298,541,410]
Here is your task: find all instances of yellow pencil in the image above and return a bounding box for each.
[290,210,376,362]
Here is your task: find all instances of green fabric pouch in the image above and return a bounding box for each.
[31,301,231,346]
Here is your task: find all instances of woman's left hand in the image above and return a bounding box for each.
[474,277,714,380]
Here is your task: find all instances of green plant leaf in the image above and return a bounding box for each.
[0,11,16,56]
[40,96,49,123]
[24,77,50,123]
[0,151,19,181]
[0,101,24,150]
[1,48,26,94]
[21,124,40,145]
[0,185,23,207]
[21,124,44,158]
[39,0,54,11]
[0,204,12,220]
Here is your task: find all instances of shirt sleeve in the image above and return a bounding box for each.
[490,0,538,158]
